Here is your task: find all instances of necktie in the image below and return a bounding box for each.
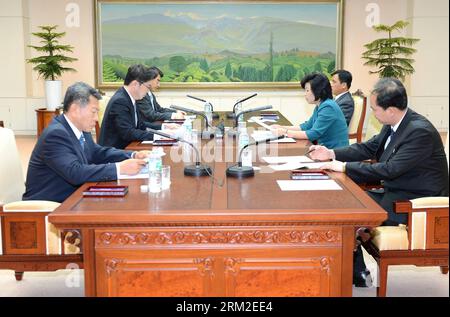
[79,134,86,150]
[384,127,395,149]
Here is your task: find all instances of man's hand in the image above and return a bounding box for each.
[134,150,151,159]
[319,160,346,173]
[171,112,185,120]
[307,145,335,161]
[119,159,147,175]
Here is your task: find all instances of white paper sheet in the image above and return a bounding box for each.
[268,161,328,171]
[262,156,313,164]
[277,180,342,191]
[248,116,277,123]
[271,137,296,143]
[249,117,273,130]
[118,173,148,180]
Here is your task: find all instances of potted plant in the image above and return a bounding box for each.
[27,25,77,110]
[362,20,420,80]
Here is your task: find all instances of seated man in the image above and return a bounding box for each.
[23,82,149,203]
[330,69,354,126]
[136,66,185,122]
[308,78,449,287]
[98,64,161,149]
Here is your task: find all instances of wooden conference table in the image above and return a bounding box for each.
[49,111,386,297]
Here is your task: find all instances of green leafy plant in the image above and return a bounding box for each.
[362,21,420,80]
[27,25,77,80]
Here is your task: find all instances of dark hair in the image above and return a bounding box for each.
[371,78,408,110]
[124,64,153,85]
[63,82,102,112]
[331,69,352,89]
[149,66,164,80]
[300,73,333,101]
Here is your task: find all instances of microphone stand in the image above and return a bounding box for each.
[170,105,215,139]
[146,127,212,177]
[227,105,273,137]
[187,95,219,119]
[226,135,285,178]
[226,93,258,119]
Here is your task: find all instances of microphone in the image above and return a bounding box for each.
[170,105,215,139]
[227,93,258,119]
[187,95,206,103]
[187,95,219,119]
[234,105,273,128]
[146,127,212,177]
[226,135,285,178]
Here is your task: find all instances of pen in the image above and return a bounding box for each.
[304,148,314,156]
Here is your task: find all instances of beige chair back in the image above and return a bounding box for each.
[363,109,383,142]
[95,94,110,142]
[0,127,25,204]
[348,90,367,144]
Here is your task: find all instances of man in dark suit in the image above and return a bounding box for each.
[136,66,185,122]
[331,70,354,126]
[98,64,162,149]
[308,78,449,287]
[23,82,149,203]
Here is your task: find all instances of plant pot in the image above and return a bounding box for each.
[45,80,62,111]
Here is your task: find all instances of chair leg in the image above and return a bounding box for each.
[377,261,388,297]
[440,266,449,274]
[15,271,24,281]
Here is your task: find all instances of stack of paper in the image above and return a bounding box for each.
[277,180,342,191]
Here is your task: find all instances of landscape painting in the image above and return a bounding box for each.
[96,0,342,88]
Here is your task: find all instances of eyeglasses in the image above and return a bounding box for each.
[140,82,151,90]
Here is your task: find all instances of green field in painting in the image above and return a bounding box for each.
[102,50,335,83]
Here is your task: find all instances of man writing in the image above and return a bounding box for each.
[309,78,449,287]
[23,82,149,203]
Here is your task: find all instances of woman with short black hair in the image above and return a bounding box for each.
[271,72,349,149]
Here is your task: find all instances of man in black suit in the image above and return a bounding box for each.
[23,82,149,203]
[331,70,354,126]
[136,66,185,122]
[99,64,163,149]
[309,78,449,287]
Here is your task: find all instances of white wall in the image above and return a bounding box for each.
[407,0,449,130]
[0,0,448,134]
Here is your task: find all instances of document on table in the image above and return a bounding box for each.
[277,180,342,191]
[262,155,313,164]
[119,172,148,180]
[268,161,326,171]
[119,166,149,179]
[251,131,296,143]
[248,117,273,130]
[248,116,277,123]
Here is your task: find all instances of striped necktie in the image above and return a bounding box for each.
[79,134,86,150]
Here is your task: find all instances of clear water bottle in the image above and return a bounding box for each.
[238,126,252,167]
[183,117,193,142]
[204,102,213,128]
[148,150,162,193]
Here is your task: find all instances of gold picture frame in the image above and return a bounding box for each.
[94,0,344,89]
